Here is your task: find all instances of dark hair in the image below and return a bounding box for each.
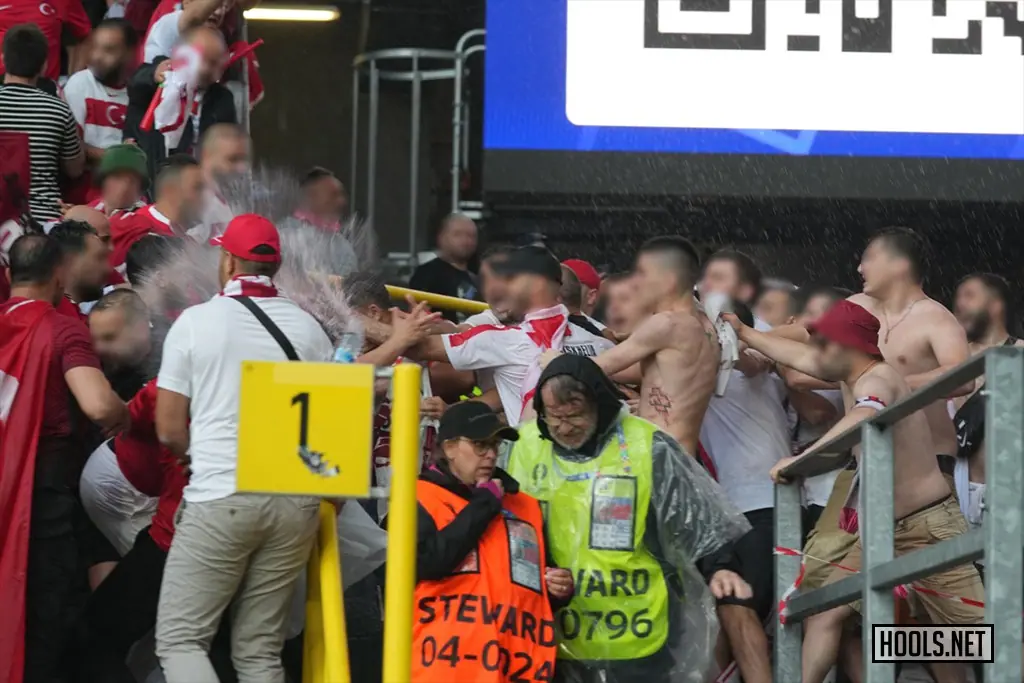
[2,24,47,79]
[125,234,179,286]
[792,284,850,317]
[342,271,391,310]
[235,245,280,278]
[95,18,138,48]
[49,220,98,255]
[540,374,591,407]
[90,288,148,322]
[300,166,336,188]
[871,226,927,283]
[9,233,63,286]
[960,272,1014,324]
[733,301,756,329]
[707,249,763,302]
[638,235,702,292]
[154,154,199,194]
[559,265,583,311]
[757,278,798,314]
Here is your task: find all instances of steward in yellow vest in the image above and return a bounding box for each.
[507,355,752,683]
[411,401,574,683]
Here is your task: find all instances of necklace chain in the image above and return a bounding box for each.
[882,298,924,344]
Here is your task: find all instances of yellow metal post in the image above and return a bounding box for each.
[382,363,421,683]
[318,502,350,683]
[386,284,489,315]
[303,536,325,683]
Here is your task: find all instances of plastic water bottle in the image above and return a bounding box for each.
[332,332,361,364]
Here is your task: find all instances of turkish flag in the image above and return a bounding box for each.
[0,298,53,683]
[84,98,128,130]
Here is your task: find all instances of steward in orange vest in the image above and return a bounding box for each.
[412,401,573,683]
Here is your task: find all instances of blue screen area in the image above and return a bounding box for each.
[483,0,1024,160]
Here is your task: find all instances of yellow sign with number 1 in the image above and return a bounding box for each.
[236,361,374,498]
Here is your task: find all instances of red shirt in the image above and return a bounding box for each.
[0,0,91,81]
[108,205,176,274]
[121,379,186,552]
[0,297,101,440]
[55,294,86,322]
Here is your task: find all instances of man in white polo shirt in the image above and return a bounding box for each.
[154,213,334,683]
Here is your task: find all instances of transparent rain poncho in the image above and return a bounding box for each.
[507,414,751,683]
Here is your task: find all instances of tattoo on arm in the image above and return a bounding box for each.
[648,387,673,421]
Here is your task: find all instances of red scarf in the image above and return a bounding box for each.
[219,275,279,298]
[0,299,54,683]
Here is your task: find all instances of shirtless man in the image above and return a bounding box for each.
[728,299,984,683]
[591,236,718,456]
[952,273,1024,531]
[848,227,971,457]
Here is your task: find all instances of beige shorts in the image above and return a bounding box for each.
[821,496,984,624]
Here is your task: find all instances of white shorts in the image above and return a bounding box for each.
[80,440,159,556]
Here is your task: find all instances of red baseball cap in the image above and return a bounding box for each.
[210,214,281,264]
[562,259,601,290]
[808,300,882,357]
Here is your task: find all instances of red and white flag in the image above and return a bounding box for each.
[153,45,203,153]
[0,298,54,683]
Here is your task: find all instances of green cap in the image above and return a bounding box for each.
[96,144,149,188]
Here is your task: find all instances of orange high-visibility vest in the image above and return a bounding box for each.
[413,479,558,683]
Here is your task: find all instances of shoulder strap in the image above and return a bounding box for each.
[1006,336,1020,346]
[231,295,300,361]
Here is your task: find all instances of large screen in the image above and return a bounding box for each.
[484,0,1024,200]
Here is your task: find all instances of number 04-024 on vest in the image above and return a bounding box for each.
[413,479,559,682]
[236,361,374,498]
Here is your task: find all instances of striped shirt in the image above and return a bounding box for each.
[0,83,83,221]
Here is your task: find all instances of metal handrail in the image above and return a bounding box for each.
[773,346,1024,683]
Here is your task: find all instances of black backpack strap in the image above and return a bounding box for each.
[232,296,300,361]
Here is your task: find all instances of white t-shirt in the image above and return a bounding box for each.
[158,295,335,502]
[145,10,183,62]
[462,309,502,392]
[793,389,846,507]
[441,320,611,426]
[62,69,128,150]
[700,369,792,513]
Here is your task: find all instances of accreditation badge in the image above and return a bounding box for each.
[589,476,637,551]
[507,518,543,592]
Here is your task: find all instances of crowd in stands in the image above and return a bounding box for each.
[0,3,1011,681]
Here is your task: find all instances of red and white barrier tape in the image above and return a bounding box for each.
[774,545,985,626]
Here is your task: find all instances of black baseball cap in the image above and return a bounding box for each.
[437,401,519,443]
[491,246,562,284]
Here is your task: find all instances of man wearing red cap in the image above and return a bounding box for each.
[561,258,604,329]
[153,214,335,683]
[726,299,984,683]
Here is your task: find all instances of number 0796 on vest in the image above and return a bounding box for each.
[236,361,374,498]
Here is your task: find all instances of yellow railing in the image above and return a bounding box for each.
[386,285,489,316]
[303,363,422,682]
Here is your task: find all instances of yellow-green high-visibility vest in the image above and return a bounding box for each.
[507,416,669,661]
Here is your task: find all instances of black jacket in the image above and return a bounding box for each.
[123,57,237,184]
[411,462,568,609]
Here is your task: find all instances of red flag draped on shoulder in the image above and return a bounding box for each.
[0,299,54,683]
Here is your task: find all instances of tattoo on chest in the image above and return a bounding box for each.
[648,387,673,419]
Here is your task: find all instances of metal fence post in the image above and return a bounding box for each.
[861,421,895,683]
[984,347,1024,681]
[774,481,803,681]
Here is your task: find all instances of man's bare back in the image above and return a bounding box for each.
[852,363,950,518]
[596,305,718,455]
[850,293,961,455]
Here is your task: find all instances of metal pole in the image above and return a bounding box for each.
[318,502,350,683]
[861,421,895,683]
[367,61,379,226]
[409,55,421,261]
[382,363,422,683]
[303,539,324,683]
[984,347,1024,681]
[350,66,360,213]
[450,52,463,215]
[386,284,489,315]
[773,482,803,682]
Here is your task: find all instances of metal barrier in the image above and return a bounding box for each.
[773,346,1024,682]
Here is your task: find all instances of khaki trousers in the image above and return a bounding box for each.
[155,493,319,683]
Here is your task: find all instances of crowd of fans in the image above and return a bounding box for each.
[0,3,1011,682]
